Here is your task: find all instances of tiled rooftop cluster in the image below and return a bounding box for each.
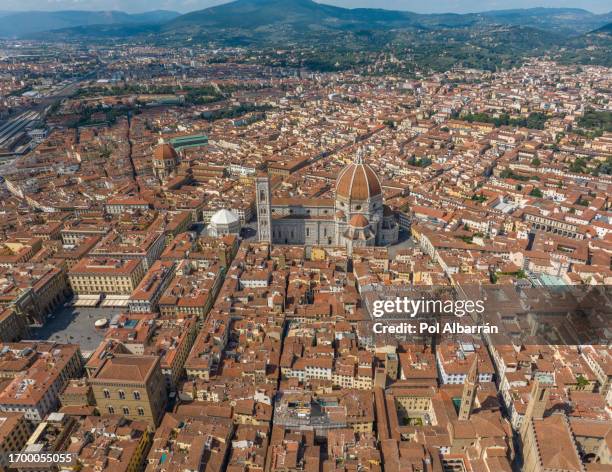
[0,48,611,472]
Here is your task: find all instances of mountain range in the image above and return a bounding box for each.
[0,1,610,72]
[0,9,180,38]
[0,2,610,39]
[164,2,612,35]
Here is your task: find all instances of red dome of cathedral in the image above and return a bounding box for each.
[335,153,382,201]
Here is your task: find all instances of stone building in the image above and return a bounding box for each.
[208,209,241,237]
[89,354,167,427]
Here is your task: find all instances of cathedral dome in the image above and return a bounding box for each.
[154,142,178,161]
[335,155,382,201]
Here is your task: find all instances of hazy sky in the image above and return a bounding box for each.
[0,0,610,14]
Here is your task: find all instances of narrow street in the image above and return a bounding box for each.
[126,111,140,193]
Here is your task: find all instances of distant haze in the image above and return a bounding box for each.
[0,0,610,14]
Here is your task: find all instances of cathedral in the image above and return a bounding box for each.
[256,151,399,253]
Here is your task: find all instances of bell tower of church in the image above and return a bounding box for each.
[458,356,479,421]
[520,378,551,439]
[256,172,272,243]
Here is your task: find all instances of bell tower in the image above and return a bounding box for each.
[256,172,272,243]
[520,378,551,439]
[458,356,479,421]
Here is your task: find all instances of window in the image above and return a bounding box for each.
[137,407,145,416]
[103,389,110,399]
[118,390,125,400]
[133,391,141,400]
[123,407,130,415]
[107,406,114,414]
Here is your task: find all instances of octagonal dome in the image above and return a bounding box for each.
[154,142,178,161]
[211,209,239,225]
[335,158,381,201]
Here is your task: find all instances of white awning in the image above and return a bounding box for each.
[99,296,130,307]
[73,295,101,307]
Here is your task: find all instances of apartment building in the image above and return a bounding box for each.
[0,412,31,472]
[68,258,146,296]
[0,343,83,422]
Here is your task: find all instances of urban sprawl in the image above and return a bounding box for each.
[0,43,611,472]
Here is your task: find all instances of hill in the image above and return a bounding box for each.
[163,0,482,34]
[0,9,180,38]
[25,3,612,42]
[477,8,612,34]
[165,0,412,32]
[592,22,612,34]
[11,1,611,72]
[162,3,611,37]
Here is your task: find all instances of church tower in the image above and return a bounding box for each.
[458,356,479,421]
[520,378,551,439]
[256,172,272,243]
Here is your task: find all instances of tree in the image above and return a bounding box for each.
[576,375,589,388]
[531,157,541,167]
[529,188,543,198]
[570,157,588,174]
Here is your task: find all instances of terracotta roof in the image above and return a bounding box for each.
[154,143,178,161]
[93,354,158,383]
[349,214,370,228]
[336,161,382,201]
[533,415,583,472]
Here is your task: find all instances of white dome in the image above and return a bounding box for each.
[211,209,240,225]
